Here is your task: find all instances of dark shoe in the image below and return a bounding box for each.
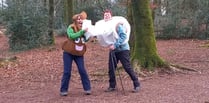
[60,91,68,96]
[132,86,140,93]
[104,87,116,92]
[84,90,91,95]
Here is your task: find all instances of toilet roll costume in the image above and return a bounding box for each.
[82,16,130,47]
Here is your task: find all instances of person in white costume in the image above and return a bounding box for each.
[82,14,131,47]
[98,9,140,93]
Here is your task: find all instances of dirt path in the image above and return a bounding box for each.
[0,35,209,103]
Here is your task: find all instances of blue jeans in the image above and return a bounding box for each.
[60,52,91,92]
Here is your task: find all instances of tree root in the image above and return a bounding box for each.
[137,63,201,76]
[166,63,201,74]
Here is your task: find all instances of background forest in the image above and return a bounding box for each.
[0,0,209,51]
[0,0,209,102]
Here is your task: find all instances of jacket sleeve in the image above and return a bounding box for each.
[67,26,85,40]
[114,24,127,48]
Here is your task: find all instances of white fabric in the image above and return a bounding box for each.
[82,16,131,47]
[82,19,95,39]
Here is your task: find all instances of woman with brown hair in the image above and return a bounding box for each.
[60,11,91,96]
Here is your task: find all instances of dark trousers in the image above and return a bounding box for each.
[60,52,91,92]
[108,50,140,88]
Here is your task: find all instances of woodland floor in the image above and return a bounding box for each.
[0,31,209,103]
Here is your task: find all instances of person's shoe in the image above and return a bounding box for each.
[104,87,116,92]
[132,86,140,93]
[60,91,68,96]
[84,90,91,95]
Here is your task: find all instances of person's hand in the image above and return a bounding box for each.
[84,28,88,32]
[109,44,115,50]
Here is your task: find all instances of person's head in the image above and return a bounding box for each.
[103,9,112,21]
[72,11,87,29]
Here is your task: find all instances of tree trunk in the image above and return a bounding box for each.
[130,0,166,70]
[48,0,55,44]
[127,0,135,52]
[64,0,73,25]
[44,0,47,7]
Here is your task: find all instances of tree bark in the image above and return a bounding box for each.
[48,0,55,44]
[127,0,135,52]
[64,0,73,25]
[130,0,166,69]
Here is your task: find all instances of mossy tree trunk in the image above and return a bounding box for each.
[130,0,166,70]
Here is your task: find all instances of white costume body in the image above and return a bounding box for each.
[82,16,131,47]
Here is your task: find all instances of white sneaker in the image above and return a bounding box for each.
[84,90,91,95]
[60,91,68,96]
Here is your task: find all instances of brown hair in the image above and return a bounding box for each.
[104,9,112,15]
[71,11,87,31]
[72,11,87,22]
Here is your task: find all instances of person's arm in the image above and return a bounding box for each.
[67,26,85,40]
[114,24,127,48]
